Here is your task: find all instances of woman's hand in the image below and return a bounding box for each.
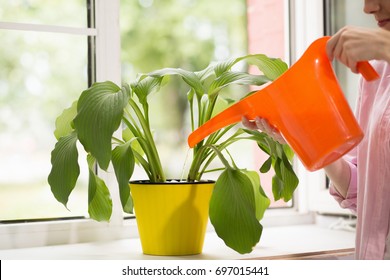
[326,26,390,72]
[242,116,286,144]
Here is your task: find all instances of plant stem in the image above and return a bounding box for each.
[190,98,195,132]
[205,145,231,169]
[112,136,124,145]
[203,94,218,124]
[188,143,233,181]
[197,130,247,177]
[128,98,166,182]
[202,167,225,174]
[188,144,209,181]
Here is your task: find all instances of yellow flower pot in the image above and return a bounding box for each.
[130,180,214,256]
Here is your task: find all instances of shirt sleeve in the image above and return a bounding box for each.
[328,156,358,213]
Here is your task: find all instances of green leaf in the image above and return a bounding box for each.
[209,168,262,254]
[272,175,284,202]
[283,144,295,161]
[186,88,196,103]
[242,129,271,155]
[148,68,205,97]
[260,156,272,173]
[242,127,298,202]
[245,55,288,80]
[242,170,270,221]
[272,155,299,202]
[195,63,216,81]
[280,154,299,201]
[132,76,163,105]
[112,142,135,214]
[122,127,144,158]
[54,100,77,140]
[122,126,133,142]
[210,54,287,80]
[264,136,283,158]
[48,131,80,207]
[211,96,234,117]
[73,81,129,170]
[209,72,270,96]
[213,57,238,76]
[87,155,113,221]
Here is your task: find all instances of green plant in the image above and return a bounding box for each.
[48,54,298,254]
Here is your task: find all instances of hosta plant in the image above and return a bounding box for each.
[48,53,299,254]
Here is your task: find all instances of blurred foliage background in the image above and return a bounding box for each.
[120,0,247,136]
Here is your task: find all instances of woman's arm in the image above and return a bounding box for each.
[324,158,352,198]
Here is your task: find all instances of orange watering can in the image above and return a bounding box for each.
[188,36,379,171]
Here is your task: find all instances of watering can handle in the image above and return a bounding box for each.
[357,61,379,81]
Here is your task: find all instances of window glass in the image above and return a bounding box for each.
[0,0,87,27]
[327,0,376,107]
[0,30,89,221]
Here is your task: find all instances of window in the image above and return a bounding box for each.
[1,0,302,250]
[0,0,94,221]
[0,0,127,249]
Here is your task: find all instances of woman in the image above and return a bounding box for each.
[244,0,390,259]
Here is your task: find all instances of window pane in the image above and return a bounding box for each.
[0,0,87,27]
[0,30,89,220]
[328,0,376,106]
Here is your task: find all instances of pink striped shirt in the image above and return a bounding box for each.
[329,60,390,259]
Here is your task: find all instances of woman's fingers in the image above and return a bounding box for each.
[256,117,287,144]
[241,116,259,130]
[242,116,286,144]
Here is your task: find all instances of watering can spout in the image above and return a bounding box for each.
[188,36,378,171]
[187,102,243,148]
[187,89,277,148]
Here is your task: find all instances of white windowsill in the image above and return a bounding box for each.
[0,222,355,260]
